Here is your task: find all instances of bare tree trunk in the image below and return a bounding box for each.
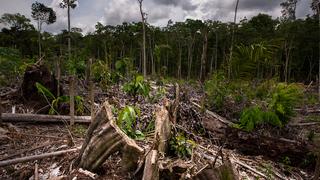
[215,32,218,71]
[187,35,195,80]
[69,76,75,126]
[284,40,292,83]
[149,34,155,76]
[37,19,41,57]
[138,0,147,77]
[178,42,182,79]
[200,29,208,81]
[229,0,240,79]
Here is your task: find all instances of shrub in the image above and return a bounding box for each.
[269,83,303,123]
[205,72,228,111]
[235,106,282,132]
[117,106,145,140]
[123,75,150,97]
[169,133,196,158]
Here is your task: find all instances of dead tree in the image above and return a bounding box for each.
[138,0,147,77]
[75,101,144,172]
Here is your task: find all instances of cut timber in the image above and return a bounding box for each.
[191,102,234,126]
[0,148,78,167]
[154,104,172,154]
[76,101,143,172]
[193,158,239,180]
[142,150,159,180]
[1,113,91,123]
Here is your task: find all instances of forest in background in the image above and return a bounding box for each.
[0,0,319,84]
[0,0,320,179]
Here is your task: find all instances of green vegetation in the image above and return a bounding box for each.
[169,133,196,158]
[123,75,150,97]
[36,82,84,115]
[117,106,145,140]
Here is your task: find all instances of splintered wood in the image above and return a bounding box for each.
[76,101,143,172]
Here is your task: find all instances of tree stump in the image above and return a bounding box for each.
[155,103,172,155]
[76,101,144,172]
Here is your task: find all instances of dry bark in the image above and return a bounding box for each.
[154,104,172,154]
[76,101,144,172]
[142,150,159,180]
[1,113,91,123]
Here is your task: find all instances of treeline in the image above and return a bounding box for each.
[0,11,319,82]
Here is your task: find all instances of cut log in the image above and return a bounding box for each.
[142,150,159,180]
[0,148,78,167]
[154,104,172,154]
[171,83,180,124]
[76,101,144,172]
[1,113,91,123]
[193,158,239,180]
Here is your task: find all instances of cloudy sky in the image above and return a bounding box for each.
[0,0,313,34]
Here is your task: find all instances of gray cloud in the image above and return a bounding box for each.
[153,0,197,11]
[0,0,314,34]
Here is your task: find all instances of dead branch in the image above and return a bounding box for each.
[191,102,234,126]
[1,113,91,123]
[0,148,78,167]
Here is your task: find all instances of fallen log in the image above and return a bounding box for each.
[76,101,144,172]
[0,148,78,167]
[1,113,91,123]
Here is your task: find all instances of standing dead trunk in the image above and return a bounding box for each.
[138,0,147,77]
[178,42,182,79]
[69,76,75,126]
[229,0,240,79]
[284,40,292,83]
[149,34,155,76]
[200,29,208,81]
[187,35,195,80]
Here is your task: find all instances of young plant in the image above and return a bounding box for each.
[117,106,145,140]
[123,75,150,97]
[169,133,196,158]
[36,82,84,115]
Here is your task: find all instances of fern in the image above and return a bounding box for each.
[269,83,303,123]
[237,106,282,132]
[35,82,55,101]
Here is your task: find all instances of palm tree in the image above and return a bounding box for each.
[60,0,77,126]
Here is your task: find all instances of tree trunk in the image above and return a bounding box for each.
[187,35,195,80]
[1,113,91,123]
[69,76,75,126]
[178,42,182,79]
[229,0,240,79]
[314,152,320,180]
[76,101,143,172]
[200,29,208,81]
[37,19,41,57]
[139,0,147,77]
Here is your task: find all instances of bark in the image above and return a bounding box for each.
[178,42,182,79]
[229,0,240,79]
[138,0,147,77]
[142,150,159,180]
[187,35,195,80]
[1,113,91,123]
[314,152,320,180]
[0,148,78,167]
[154,103,172,154]
[200,29,208,81]
[76,101,144,172]
[69,76,75,126]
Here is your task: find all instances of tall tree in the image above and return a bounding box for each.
[31,1,56,57]
[137,0,147,77]
[229,0,240,78]
[60,0,77,126]
[281,0,299,21]
[311,0,320,101]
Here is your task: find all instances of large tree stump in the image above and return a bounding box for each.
[142,150,159,180]
[21,64,61,111]
[76,101,144,172]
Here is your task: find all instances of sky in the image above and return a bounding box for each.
[0,0,314,34]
